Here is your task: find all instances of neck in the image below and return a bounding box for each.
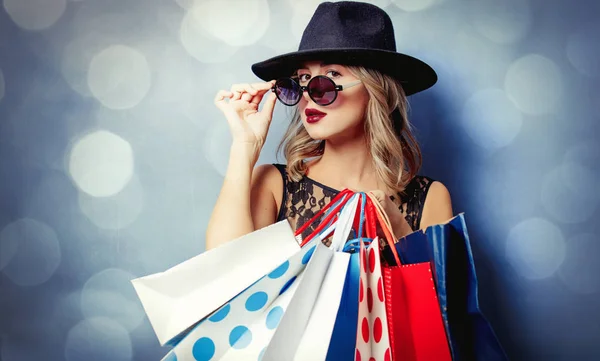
[309,134,380,191]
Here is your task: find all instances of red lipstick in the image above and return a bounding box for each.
[305,108,327,123]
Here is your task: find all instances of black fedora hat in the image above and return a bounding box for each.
[251,1,437,96]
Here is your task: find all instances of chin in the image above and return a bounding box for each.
[304,128,330,141]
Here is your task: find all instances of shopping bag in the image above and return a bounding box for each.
[355,235,392,361]
[262,193,361,361]
[325,249,361,360]
[293,251,350,361]
[386,214,508,361]
[163,193,360,361]
[367,193,452,361]
[296,188,356,247]
[131,220,300,346]
[159,235,317,361]
[326,192,376,361]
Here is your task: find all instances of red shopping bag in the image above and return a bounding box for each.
[365,194,452,361]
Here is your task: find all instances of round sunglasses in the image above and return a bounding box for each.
[271,75,362,106]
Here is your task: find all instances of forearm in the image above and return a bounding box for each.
[205,143,260,250]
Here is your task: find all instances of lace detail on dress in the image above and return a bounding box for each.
[274,164,435,246]
[390,175,434,232]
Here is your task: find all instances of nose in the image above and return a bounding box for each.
[301,88,312,103]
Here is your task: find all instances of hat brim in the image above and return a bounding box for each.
[251,48,437,96]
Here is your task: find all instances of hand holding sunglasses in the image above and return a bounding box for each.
[214,80,278,147]
[272,75,362,106]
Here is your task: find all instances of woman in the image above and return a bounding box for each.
[205,1,453,250]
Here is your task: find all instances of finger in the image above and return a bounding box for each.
[241,92,253,102]
[214,90,233,109]
[250,87,272,106]
[250,81,276,91]
[231,83,258,95]
[259,92,278,118]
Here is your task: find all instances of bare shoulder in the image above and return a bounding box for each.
[420,180,453,230]
[250,164,285,228]
[253,162,284,187]
[252,163,282,181]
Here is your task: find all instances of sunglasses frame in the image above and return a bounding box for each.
[271,75,362,106]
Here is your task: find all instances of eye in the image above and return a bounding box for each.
[298,73,310,83]
[326,70,342,78]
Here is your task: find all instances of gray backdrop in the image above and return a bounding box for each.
[0,0,599,360]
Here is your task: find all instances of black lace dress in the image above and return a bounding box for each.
[273,164,435,245]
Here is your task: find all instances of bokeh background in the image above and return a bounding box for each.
[0,0,599,360]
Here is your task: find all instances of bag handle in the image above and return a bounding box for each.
[328,193,362,252]
[296,189,354,246]
[365,193,402,266]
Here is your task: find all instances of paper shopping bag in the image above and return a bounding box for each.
[326,193,374,361]
[355,237,392,361]
[160,236,318,361]
[131,220,300,346]
[386,214,508,361]
[262,194,361,361]
[293,251,350,361]
[326,250,361,361]
[366,194,452,361]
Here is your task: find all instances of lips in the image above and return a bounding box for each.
[305,108,327,124]
[305,108,327,116]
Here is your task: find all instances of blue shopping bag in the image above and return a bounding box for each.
[325,247,359,360]
[382,213,508,361]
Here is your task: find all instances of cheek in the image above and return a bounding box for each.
[335,97,368,124]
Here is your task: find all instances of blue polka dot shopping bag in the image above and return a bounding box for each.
[131,220,302,346]
[261,194,361,361]
[162,194,362,361]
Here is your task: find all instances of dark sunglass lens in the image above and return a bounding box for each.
[275,78,301,105]
[308,76,337,105]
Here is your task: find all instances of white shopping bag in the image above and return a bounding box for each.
[159,235,318,361]
[293,251,350,361]
[131,220,300,346]
[262,194,361,361]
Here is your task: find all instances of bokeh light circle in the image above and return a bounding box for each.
[470,0,532,44]
[173,0,195,10]
[68,130,134,198]
[392,0,438,12]
[202,0,270,47]
[540,161,599,224]
[88,45,152,110]
[566,22,600,78]
[563,141,600,173]
[180,2,239,63]
[81,268,145,332]
[506,218,566,280]
[64,317,132,361]
[78,175,144,230]
[505,54,563,115]
[3,0,67,31]
[0,218,61,286]
[461,88,523,150]
[558,233,600,295]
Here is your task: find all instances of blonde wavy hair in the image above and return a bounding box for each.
[277,65,422,194]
